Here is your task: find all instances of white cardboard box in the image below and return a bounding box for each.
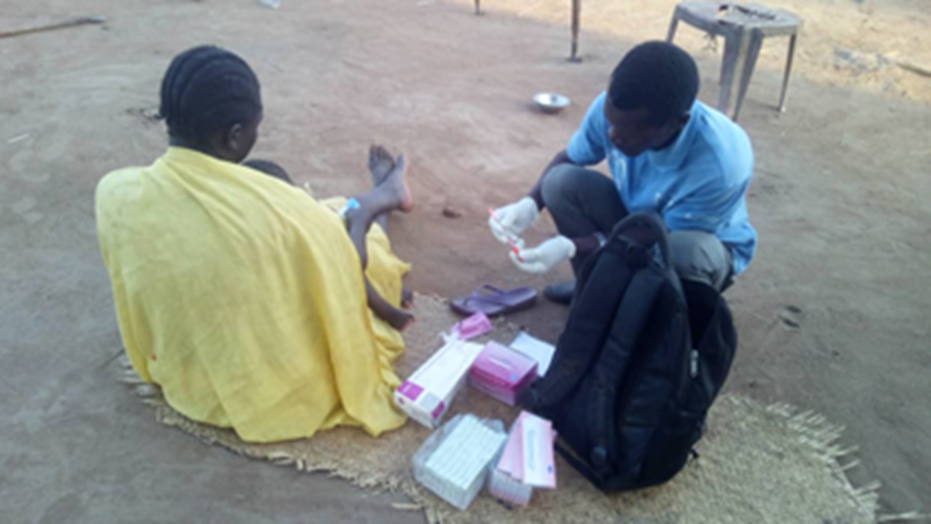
[413,415,507,510]
[509,332,556,377]
[393,339,484,428]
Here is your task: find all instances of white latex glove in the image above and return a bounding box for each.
[489,197,539,245]
[510,236,577,274]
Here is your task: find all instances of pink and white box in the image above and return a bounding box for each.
[468,342,538,406]
[488,411,557,506]
[393,339,485,429]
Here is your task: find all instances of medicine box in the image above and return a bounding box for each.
[413,415,507,510]
[394,339,484,428]
[468,342,537,406]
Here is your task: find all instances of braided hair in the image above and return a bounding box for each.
[608,41,699,125]
[158,45,262,145]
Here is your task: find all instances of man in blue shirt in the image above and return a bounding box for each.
[489,41,756,303]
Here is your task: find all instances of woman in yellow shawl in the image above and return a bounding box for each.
[96,46,414,443]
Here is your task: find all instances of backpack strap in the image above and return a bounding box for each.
[530,212,675,411]
[531,253,636,409]
[588,212,675,472]
[588,267,665,472]
[607,212,674,272]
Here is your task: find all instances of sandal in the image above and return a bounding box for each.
[449,285,538,317]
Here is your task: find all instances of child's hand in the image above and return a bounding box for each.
[401,288,414,310]
[386,308,416,332]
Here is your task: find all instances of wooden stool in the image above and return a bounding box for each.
[667,2,801,120]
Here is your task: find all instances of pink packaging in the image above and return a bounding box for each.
[451,312,493,341]
[489,412,534,506]
[488,411,557,505]
[394,340,485,428]
[468,342,537,406]
[516,412,557,489]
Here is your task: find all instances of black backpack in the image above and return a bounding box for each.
[528,212,737,492]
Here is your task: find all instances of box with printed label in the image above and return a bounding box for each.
[468,342,538,406]
[487,411,557,506]
[393,339,484,428]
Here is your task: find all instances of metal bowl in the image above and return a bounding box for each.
[533,92,571,114]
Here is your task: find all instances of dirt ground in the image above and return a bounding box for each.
[2,0,929,521]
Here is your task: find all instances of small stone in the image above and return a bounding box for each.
[442,206,462,219]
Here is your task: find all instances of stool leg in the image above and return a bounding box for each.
[666,14,679,43]
[733,31,763,121]
[570,0,581,62]
[779,33,797,112]
[719,29,749,119]
[474,0,480,15]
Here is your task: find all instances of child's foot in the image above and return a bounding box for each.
[368,145,413,213]
[368,144,396,187]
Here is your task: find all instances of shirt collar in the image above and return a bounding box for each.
[644,100,700,169]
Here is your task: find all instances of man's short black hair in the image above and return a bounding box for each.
[158,45,262,144]
[608,41,700,124]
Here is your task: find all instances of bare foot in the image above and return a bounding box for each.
[368,145,413,213]
[368,144,396,187]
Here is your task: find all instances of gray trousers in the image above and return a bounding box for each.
[541,163,733,291]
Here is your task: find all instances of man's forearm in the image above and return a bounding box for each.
[528,149,574,210]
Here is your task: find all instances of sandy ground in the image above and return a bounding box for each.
[2,0,929,521]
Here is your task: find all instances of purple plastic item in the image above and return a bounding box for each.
[449,285,538,317]
[451,312,493,340]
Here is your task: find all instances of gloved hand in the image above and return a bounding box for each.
[489,197,539,245]
[510,236,577,274]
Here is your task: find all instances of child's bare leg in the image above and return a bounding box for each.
[345,145,414,330]
[366,278,414,331]
[245,153,414,329]
[345,145,412,268]
[366,145,401,233]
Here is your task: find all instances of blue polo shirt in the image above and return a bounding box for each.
[566,92,757,274]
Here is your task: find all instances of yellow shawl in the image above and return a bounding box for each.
[96,147,409,442]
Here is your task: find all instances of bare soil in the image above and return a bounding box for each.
[1,0,929,520]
